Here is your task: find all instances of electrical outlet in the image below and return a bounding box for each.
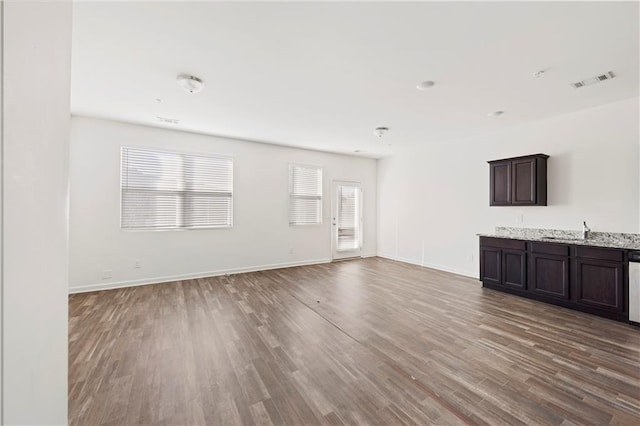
[470,254,474,263]
[289,247,294,254]
[518,214,524,224]
[101,269,112,280]
[134,259,141,269]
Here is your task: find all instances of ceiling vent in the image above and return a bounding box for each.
[157,116,180,124]
[571,71,615,89]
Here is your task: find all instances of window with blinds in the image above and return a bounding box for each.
[288,164,322,225]
[121,147,233,230]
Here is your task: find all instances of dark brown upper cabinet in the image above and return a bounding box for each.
[488,154,549,206]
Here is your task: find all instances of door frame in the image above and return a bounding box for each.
[331,180,363,261]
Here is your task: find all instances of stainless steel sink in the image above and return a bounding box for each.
[541,236,583,241]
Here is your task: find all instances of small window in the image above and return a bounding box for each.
[288,163,322,225]
[121,147,233,230]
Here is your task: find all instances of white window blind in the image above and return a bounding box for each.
[337,185,361,251]
[121,147,233,230]
[289,164,322,225]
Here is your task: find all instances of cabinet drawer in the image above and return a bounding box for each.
[530,242,570,256]
[575,246,624,262]
[480,237,526,250]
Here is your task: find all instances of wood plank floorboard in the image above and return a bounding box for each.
[69,257,640,425]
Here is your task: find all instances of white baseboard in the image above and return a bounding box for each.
[69,254,474,294]
[69,258,332,294]
[377,253,477,279]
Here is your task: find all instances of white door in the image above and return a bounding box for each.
[332,181,363,260]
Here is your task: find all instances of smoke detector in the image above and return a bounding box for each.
[571,71,615,89]
[373,127,389,138]
[177,74,204,93]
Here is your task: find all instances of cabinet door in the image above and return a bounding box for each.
[480,247,501,285]
[490,162,511,206]
[575,259,624,313]
[511,158,536,205]
[529,253,570,299]
[502,250,526,289]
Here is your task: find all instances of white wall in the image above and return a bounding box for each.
[378,97,640,278]
[0,1,4,415]
[2,1,72,424]
[69,117,377,292]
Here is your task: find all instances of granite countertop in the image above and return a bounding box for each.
[477,227,640,251]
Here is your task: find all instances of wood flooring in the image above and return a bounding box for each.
[69,257,640,425]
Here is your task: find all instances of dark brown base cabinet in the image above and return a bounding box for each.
[530,253,570,299]
[529,242,570,300]
[480,239,526,290]
[479,237,628,322]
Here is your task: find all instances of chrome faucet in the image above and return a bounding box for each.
[582,221,591,240]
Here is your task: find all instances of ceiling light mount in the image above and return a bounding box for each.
[532,70,546,78]
[373,127,389,138]
[177,74,204,94]
[488,110,504,117]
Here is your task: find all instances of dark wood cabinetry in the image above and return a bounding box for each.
[529,242,570,299]
[512,158,537,204]
[575,259,624,312]
[574,246,625,314]
[479,237,628,322]
[480,237,526,291]
[489,162,511,205]
[488,154,548,206]
[530,253,570,299]
[480,246,501,286]
[503,250,527,289]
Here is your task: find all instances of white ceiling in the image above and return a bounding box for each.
[71,1,639,158]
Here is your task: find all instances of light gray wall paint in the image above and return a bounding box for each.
[0,1,4,418]
[69,117,377,292]
[2,1,72,424]
[377,98,640,277]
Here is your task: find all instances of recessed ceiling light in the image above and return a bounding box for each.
[373,127,389,138]
[416,80,435,90]
[488,111,504,117]
[177,74,204,94]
